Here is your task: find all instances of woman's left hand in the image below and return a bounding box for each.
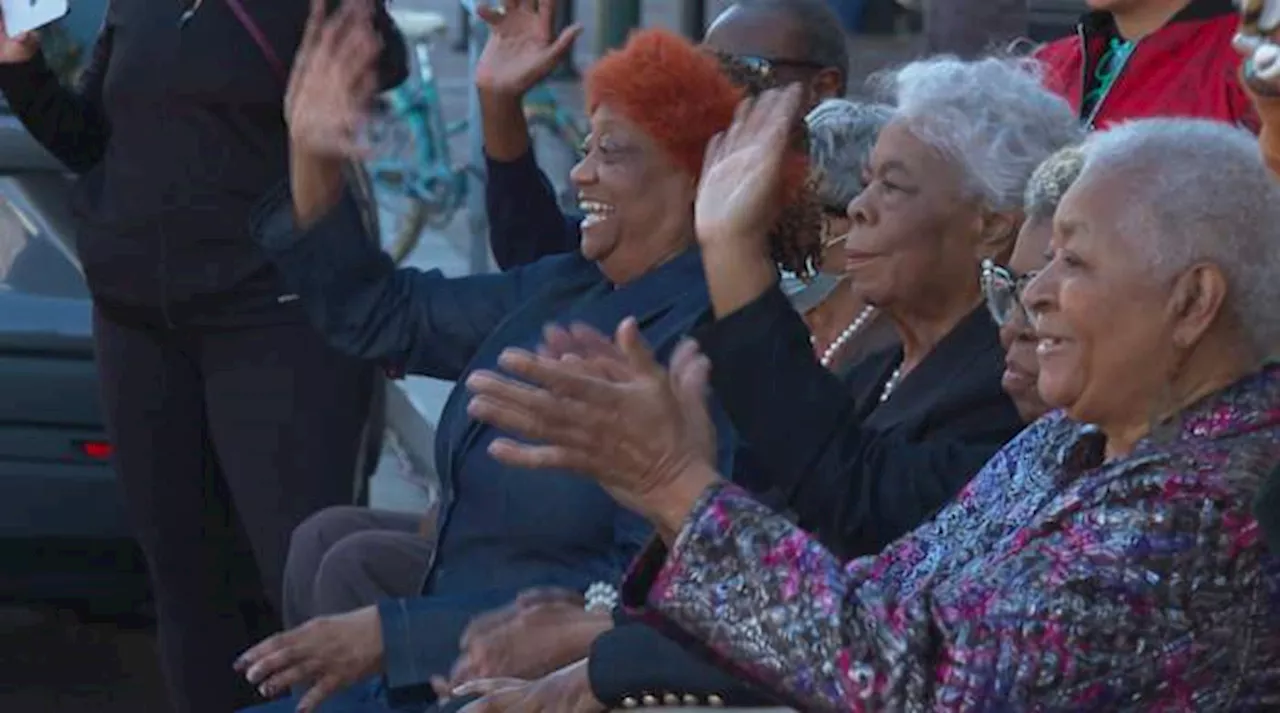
[694,84,804,251]
[465,319,721,535]
[285,0,383,159]
[456,660,604,713]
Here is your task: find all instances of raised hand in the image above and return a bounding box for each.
[464,318,720,530]
[694,84,805,251]
[0,11,41,64]
[285,0,383,160]
[474,0,582,98]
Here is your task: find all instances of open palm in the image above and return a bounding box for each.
[474,0,581,97]
[694,85,804,250]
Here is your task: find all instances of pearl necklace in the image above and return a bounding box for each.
[815,305,878,368]
[879,365,903,403]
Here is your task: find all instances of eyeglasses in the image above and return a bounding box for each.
[712,51,827,89]
[981,258,1036,327]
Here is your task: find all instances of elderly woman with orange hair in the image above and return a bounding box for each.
[225,1,796,711]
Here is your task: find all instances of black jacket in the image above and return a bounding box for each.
[0,0,406,327]
[587,286,1026,708]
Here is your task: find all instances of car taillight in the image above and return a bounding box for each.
[76,440,113,460]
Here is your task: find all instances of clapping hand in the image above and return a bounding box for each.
[474,0,582,98]
[694,84,805,252]
[285,0,382,160]
[465,319,721,536]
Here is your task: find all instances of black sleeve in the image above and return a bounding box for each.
[0,28,114,173]
[485,149,582,270]
[696,285,1019,558]
[587,617,783,709]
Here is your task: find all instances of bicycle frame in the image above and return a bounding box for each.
[367,39,468,218]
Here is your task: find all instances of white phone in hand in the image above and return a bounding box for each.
[1,0,69,37]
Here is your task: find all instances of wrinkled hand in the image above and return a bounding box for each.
[234,606,383,713]
[456,660,604,713]
[474,0,582,97]
[694,84,805,251]
[285,0,383,159]
[0,11,40,64]
[451,588,611,685]
[465,319,720,529]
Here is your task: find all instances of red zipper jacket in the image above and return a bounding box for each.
[1036,0,1259,133]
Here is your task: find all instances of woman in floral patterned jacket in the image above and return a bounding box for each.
[463,90,1280,710]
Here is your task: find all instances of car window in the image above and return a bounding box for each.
[0,182,88,300]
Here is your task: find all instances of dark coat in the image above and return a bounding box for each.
[252,186,736,704]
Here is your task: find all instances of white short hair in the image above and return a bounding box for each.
[872,55,1084,212]
[1078,118,1280,356]
[805,99,894,210]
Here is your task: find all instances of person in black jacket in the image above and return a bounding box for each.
[0,2,405,711]
[454,57,1084,712]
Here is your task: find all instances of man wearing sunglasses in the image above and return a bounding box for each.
[475,0,850,271]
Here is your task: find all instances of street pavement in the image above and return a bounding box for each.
[0,2,921,710]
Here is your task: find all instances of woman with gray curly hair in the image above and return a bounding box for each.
[676,56,1082,560]
[785,98,900,372]
[982,145,1084,420]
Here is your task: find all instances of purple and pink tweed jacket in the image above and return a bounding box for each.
[624,365,1280,711]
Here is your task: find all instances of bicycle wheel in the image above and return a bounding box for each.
[386,196,431,264]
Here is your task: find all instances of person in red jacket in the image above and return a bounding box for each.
[1037,0,1259,132]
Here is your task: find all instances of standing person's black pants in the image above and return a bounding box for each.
[93,308,375,713]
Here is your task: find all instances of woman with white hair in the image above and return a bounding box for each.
[787,98,899,372]
[680,55,1081,560]
[463,108,1280,708]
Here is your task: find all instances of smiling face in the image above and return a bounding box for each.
[570,105,697,284]
[998,218,1053,422]
[843,120,989,315]
[1020,171,1180,426]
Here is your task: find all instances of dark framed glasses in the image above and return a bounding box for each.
[712,51,827,91]
[981,258,1036,327]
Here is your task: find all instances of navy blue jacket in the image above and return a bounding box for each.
[252,185,735,704]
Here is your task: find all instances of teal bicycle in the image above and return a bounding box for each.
[366,8,586,264]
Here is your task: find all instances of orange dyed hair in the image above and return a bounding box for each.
[584,28,742,177]
[585,28,821,275]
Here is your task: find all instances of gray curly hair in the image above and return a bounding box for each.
[871,55,1084,212]
[806,99,894,211]
[1023,145,1085,225]
[1077,118,1280,357]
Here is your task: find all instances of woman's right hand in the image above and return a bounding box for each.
[465,319,721,536]
[0,13,41,64]
[473,0,582,99]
